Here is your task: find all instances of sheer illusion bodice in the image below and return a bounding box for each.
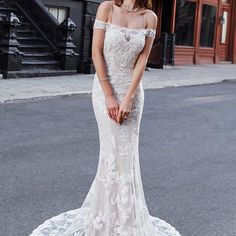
[29,4,182,236]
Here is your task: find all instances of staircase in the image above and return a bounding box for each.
[0,0,78,78]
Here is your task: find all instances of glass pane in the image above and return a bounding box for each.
[221,11,228,43]
[48,7,58,20]
[58,9,67,23]
[175,0,196,46]
[200,4,217,47]
[47,6,67,23]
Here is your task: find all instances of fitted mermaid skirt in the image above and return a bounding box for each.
[29,74,181,236]
[28,18,182,236]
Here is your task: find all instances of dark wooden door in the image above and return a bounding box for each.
[147,0,175,67]
[147,0,162,67]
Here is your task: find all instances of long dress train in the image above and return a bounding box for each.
[29,16,182,236]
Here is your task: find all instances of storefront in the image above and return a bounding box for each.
[151,0,236,65]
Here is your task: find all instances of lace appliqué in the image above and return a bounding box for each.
[93,19,107,30]
[93,19,156,38]
[145,28,156,38]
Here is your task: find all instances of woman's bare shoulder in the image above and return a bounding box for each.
[96,0,112,21]
[146,9,158,29]
[146,9,158,21]
[99,0,113,11]
[96,1,113,20]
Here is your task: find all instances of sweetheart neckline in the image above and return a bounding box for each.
[94,19,156,32]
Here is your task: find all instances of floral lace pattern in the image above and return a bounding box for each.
[29,16,181,236]
[93,19,156,38]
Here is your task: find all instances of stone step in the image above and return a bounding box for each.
[22,52,55,61]
[17,36,45,43]
[20,22,32,27]
[17,29,37,34]
[0,12,5,18]
[18,44,50,53]
[16,29,39,37]
[0,6,18,12]
[22,59,60,70]
[18,44,48,49]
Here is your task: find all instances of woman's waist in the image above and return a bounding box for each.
[94,72,141,85]
[95,70,134,84]
[106,64,134,76]
[94,73,143,94]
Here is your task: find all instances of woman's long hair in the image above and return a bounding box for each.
[114,0,152,10]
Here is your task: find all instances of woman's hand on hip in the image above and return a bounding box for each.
[105,94,119,122]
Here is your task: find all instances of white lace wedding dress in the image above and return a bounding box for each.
[29,14,182,236]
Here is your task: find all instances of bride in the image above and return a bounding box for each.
[29,0,182,235]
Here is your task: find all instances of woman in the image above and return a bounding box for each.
[29,0,182,235]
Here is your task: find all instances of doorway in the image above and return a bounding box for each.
[147,0,175,67]
[161,0,174,33]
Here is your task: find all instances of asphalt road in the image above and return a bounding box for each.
[1,81,236,236]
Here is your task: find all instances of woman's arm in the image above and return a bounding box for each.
[117,10,158,124]
[125,11,158,101]
[92,1,119,122]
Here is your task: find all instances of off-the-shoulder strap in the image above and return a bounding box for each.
[145,28,156,38]
[93,1,113,30]
[93,18,108,30]
[144,10,156,38]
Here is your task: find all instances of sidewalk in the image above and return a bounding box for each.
[0,64,236,103]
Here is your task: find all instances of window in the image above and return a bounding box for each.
[221,11,228,43]
[200,4,217,47]
[175,0,196,46]
[46,6,68,23]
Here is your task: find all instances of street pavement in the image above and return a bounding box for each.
[1,81,236,236]
[0,64,236,103]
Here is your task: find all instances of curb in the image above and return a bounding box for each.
[1,78,236,104]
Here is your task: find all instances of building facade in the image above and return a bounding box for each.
[0,0,235,78]
[41,0,236,68]
[150,0,236,65]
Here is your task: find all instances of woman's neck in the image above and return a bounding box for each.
[121,0,139,10]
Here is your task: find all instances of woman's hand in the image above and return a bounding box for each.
[105,94,119,122]
[116,97,133,125]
